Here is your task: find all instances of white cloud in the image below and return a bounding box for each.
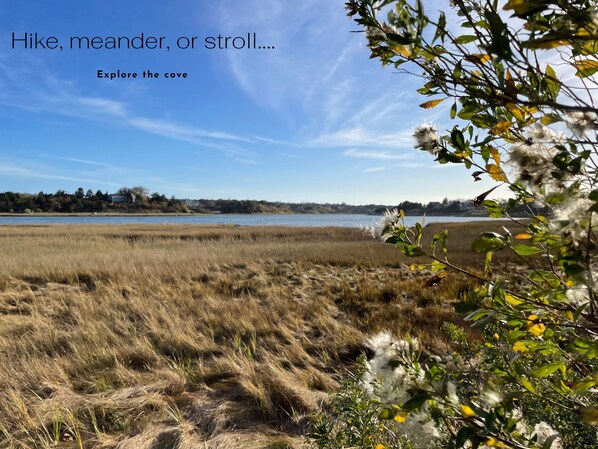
[0,160,121,187]
[344,148,411,160]
[0,64,263,163]
[313,127,414,149]
[364,166,387,173]
[129,117,255,144]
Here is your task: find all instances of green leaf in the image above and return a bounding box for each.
[574,59,598,78]
[451,128,466,151]
[454,35,478,44]
[450,102,457,119]
[484,8,513,61]
[433,12,446,43]
[512,244,543,256]
[401,392,430,411]
[379,405,399,420]
[531,362,564,378]
[472,232,508,253]
[401,245,425,257]
[474,186,500,207]
[521,376,537,393]
[385,32,414,45]
[465,308,493,321]
[540,113,562,125]
[545,65,561,99]
[568,339,598,359]
[436,149,465,164]
[457,104,482,120]
[482,200,504,218]
[572,379,596,393]
[455,427,472,448]
[559,258,585,276]
[431,260,446,272]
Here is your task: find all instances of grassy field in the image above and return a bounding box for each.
[0,222,524,448]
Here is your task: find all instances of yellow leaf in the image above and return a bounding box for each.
[524,38,571,49]
[505,294,523,306]
[419,98,446,109]
[505,69,514,82]
[490,121,512,135]
[470,53,492,63]
[528,323,546,337]
[489,147,501,165]
[581,39,598,55]
[394,412,408,423]
[515,233,532,240]
[574,58,598,77]
[506,103,525,121]
[400,209,405,219]
[392,45,412,57]
[503,0,546,17]
[513,341,528,352]
[574,59,598,71]
[375,445,387,449]
[461,405,476,417]
[527,314,539,322]
[486,164,508,182]
[485,437,511,448]
[565,311,574,322]
[494,333,500,340]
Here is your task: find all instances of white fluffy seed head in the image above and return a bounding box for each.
[566,111,598,137]
[414,123,440,154]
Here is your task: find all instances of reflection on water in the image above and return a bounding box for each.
[0,214,496,228]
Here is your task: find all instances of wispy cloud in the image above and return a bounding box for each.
[344,148,411,160]
[312,127,414,149]
[0,62,261,163]
[128,117,259,162]
[56,157,121,170]
[129,118,255,144]
[0,160,121,187]
[364,166,387,173]
[214,0,432,153]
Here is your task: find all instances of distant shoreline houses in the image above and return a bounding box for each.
[110,195,130,204]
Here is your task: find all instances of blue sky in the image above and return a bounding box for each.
[0,0,494,204]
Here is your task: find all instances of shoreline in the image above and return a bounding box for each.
[0,211,490,218]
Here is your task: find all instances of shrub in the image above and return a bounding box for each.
[310,1,598,448]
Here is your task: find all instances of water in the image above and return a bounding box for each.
[0,214,496,228]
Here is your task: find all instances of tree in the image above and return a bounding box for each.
[311,1,598,448]
[74,187,85,199]
[117,186,149,204]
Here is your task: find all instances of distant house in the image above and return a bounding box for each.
[110,195,130,204]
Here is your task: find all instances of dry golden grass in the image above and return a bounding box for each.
[0,223,520,448]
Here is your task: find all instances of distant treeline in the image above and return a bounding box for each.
[0,187,541,216]
[185,198,486,216]
[0,187,188,214]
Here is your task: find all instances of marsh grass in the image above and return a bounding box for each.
[0,222,522,448]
